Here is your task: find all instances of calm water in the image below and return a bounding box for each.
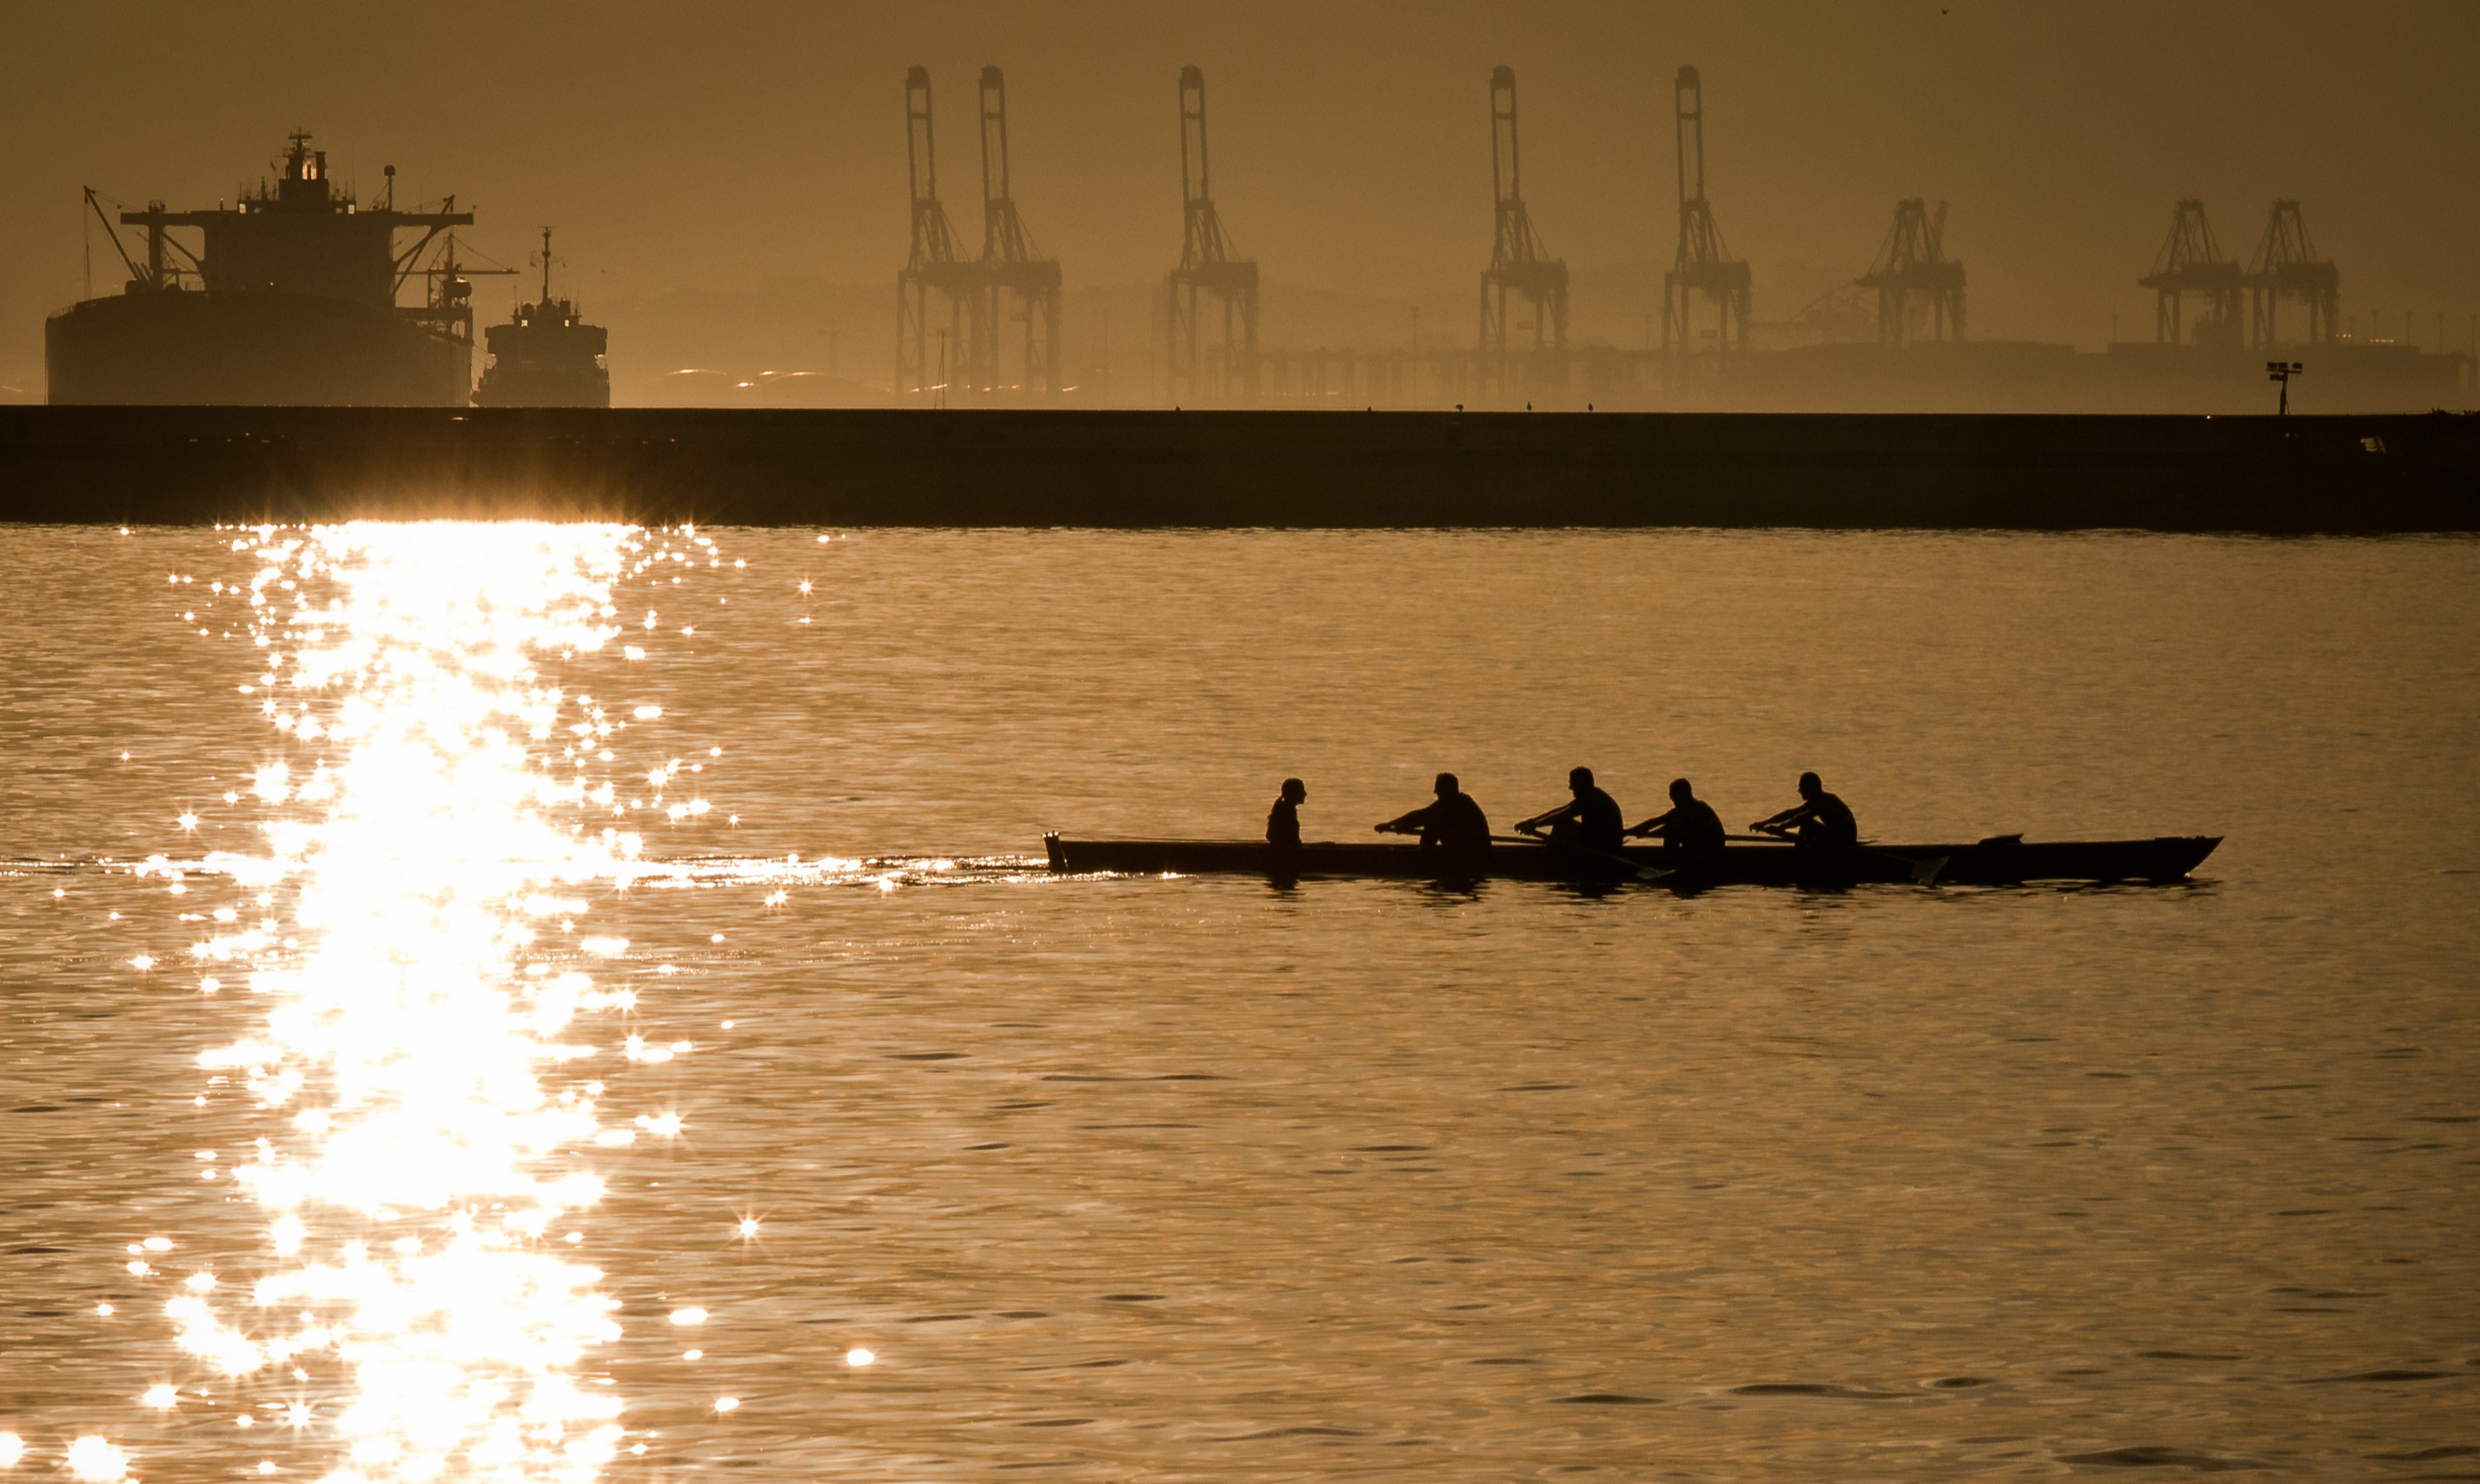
[3,526,2476,1482]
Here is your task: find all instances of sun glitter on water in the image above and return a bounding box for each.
[94,522,728,1484]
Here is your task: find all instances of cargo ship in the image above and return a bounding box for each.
[46,132,481,406]
[473,229,610,407]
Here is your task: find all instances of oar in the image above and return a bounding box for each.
[1495,832,1672,884]
[1740,828,1945,884]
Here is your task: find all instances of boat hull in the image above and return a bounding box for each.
[474,317,611,407]
[1043,835,2220,886]
[46,289,470,407]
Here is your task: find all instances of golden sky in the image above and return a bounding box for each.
[3,0,2473,388]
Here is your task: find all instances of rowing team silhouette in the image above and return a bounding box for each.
[1265,768,1858,858]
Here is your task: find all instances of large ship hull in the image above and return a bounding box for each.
[46,290,470,407]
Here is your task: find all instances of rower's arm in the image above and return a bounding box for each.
[1750,801,1813,831]
[1375,805,1431,835]
[1626,810,1673,838]
[1513,800,1581,833]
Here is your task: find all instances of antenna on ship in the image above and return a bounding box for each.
[534,226,561,308]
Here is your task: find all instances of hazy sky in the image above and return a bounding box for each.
[3,0,2475,389]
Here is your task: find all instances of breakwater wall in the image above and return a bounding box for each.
[1,406,2473,532]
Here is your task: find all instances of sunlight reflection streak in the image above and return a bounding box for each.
[163,523,659,1484]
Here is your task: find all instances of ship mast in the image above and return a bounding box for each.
[535,227,558,308]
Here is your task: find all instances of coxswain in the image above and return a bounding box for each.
[1376,772,1492,851]
[1751,771,1858,849]
[1514,766,1625,854]
[1266,778,1306,849]
[1628,777,1726,852]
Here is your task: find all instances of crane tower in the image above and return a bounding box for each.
[1477,66,1568,399]
[2139,201,2243,348]
[1855,198,1965,345]
[1661,65,1751,355]
[897,67,980,398]
[2246,201,2338,348]
[1166,65,1260,402]
[973,65,1062,398]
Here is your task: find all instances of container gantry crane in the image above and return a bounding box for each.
[1166,65,1260,403]
[1478,65,1568,401]
[2247,200,2338,348]
[974,65,1062,399]
[897,66,981,399]
[2139,201,2244,348]
[1855,198,1965,345]
[1661,65,1751,356]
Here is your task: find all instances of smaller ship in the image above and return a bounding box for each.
[473,228,610,407]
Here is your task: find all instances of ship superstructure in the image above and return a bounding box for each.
[47,132,481,405]
[473,228,610,407]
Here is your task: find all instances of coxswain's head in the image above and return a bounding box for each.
[1670,777,1694,803]
[1798,771,1823,799]
[1568,765,1594,792]
[1434,772,1459,798]
[1280,778,1306,804]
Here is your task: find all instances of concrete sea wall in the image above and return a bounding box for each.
[0,406,2472,532]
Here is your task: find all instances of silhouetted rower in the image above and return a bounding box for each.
[1514,766,1625,853]
[1629,777,1726,852]
[1267,778,1306,849]
[1376,772,1492,851]
[1752,771,1858,850]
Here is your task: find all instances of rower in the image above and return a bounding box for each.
[1628,777,1725,852]
[1376,772,1492,851]
[1266,778,1306,850]
[1751,771,1858,850]
[1514,766,1625,853]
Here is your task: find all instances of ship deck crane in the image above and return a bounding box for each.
[2139,201,2244,348]
[1661,65,1751,357]
[409,231,514,347]
[1855,198,1965,345]
[83,189,157,290]
[975,65,1062,399]
[1166,65,1260,403]
[1478,66,1568,401]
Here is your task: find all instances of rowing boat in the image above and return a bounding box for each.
[1042,833,2220,886]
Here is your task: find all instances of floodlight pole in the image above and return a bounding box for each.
[2266,359,2302,416]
